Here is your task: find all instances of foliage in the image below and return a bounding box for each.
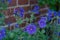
[38,0,60,11]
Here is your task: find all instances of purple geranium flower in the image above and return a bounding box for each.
[47,9,57,17]
[57,10,60,17]
[13,9,18,16]
[19,7,25,17]
[20,7,25,12]
[38,17,46,28]
[47,9,53,16]
[7,0,12,3]
[15,23,19,28]
[53,11,57,16]
[47,9,53,21]
[47,16,52,21]
[0,28,6,40]
[25,24,36,34]
[13,9,18,14]
[32,5,40,14]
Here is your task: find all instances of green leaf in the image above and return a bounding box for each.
[30,13,35,23]
[41,29,45,33]
[17,19,23,24]
[25,18,29,22]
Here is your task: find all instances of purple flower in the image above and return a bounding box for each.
[47,9,53,16]
[53,11,57,16]
[40,17,47,21]
[15,23,19,28]
[47,16,52,21]
[32,5,40,14]
[13,9,18,14]
[0,28,6,40]
[47,9,53,21]
[7,0,12,3]
[47,10,57,16]
[38,17,46,28]
[25,24,36,34]
[57,10,60,17]
[19,12,24,17]
[19,7,25,17]
[13,9,18,16]
[20,7,25,12]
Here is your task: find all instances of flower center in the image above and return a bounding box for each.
[30,28,32,30]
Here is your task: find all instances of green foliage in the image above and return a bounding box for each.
[38,0,57,5]
[2,19,60,40]
[3,28,28,40]
[0,0,8,10]
[0,0,8,25]
[30,13,35,23]
[38,0,59,11]
[25,18,29,23]
[0,12,5,25]
[16,18,23,24]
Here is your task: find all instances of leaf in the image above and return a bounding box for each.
[25,18,29,22]
[30,13,35,23]
[17,19,23,24]
[41,29,45,33]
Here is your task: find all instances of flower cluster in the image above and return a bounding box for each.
[13,7,24,18]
